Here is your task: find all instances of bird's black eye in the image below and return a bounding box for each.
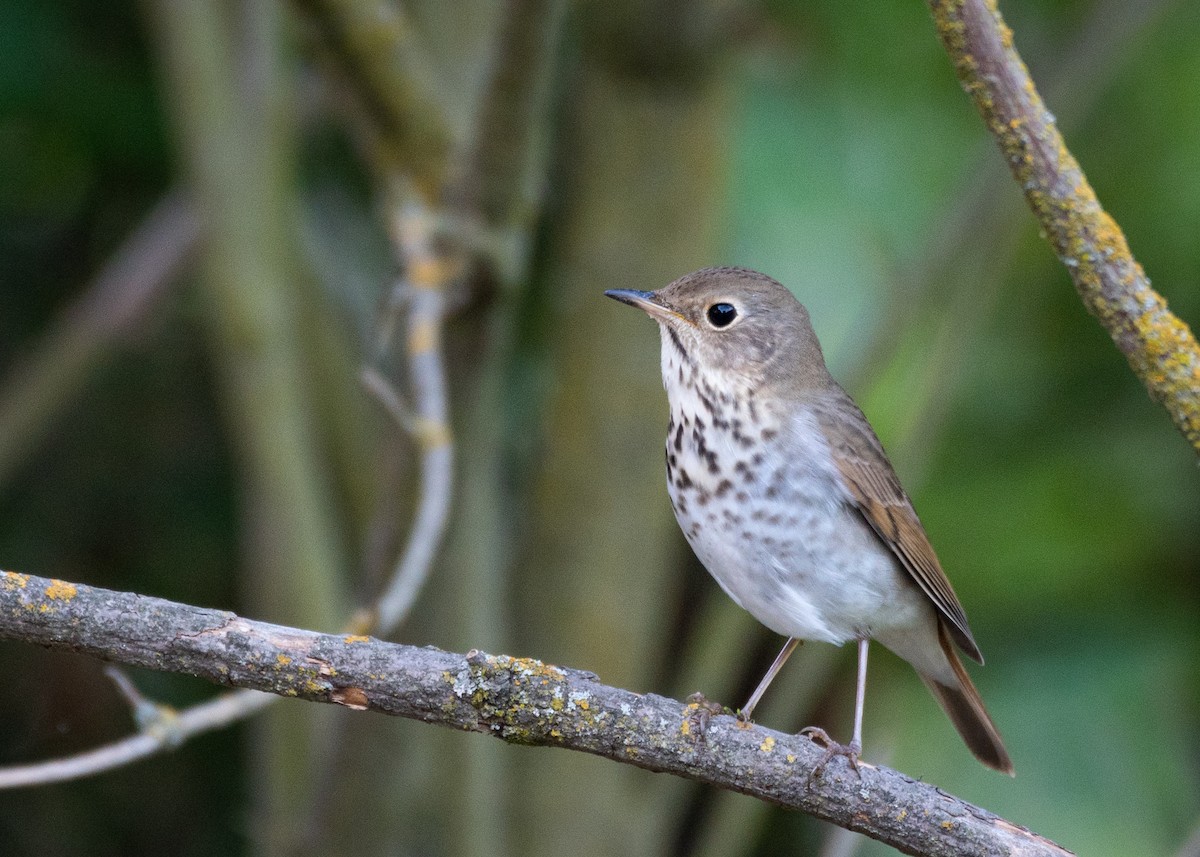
[706,303,737,328]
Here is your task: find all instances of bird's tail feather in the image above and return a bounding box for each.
[919,621,1015,776]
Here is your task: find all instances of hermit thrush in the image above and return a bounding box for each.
[606,266,1013,774]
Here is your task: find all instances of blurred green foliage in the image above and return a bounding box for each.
[0,1,1197,856]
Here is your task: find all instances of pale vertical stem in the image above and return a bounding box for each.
[147,2,348,854]
[512,16,730,853]
[370,198,454,637]
[450,5,566,856]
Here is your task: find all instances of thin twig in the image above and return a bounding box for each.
[0,190,200,488]
[0,571,1072,857]
[0,685,274,789]
[366,194,457,637]
[927,0,1200,452]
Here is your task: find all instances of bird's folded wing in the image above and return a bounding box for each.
[813,396,983,663]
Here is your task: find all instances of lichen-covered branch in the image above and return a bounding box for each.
[928,0,1200,453]
[0,571,1071,857]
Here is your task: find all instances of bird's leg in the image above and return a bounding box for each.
[850,637,869,756]
[803,638,869,779]
[738,637,800,723]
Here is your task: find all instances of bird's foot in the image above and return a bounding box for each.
[799,727,862,781]
[684,692,725,741]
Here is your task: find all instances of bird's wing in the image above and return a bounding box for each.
[811,394,983,663]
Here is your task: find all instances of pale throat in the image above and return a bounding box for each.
[656,322,785,491]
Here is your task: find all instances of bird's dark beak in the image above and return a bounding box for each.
[604,289,690,324]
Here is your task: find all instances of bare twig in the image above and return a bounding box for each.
[0,683,274,790]
[363,194,457,637]
[0,571,1072,857]
[927,0,1200,452]
[0,190,200,488]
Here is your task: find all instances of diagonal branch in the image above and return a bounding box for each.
[927,0,1200,453]
[0,190,200,489]
[0,571,1071,857]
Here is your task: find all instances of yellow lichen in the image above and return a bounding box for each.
[343,635,370,644]
[276,654,292,666]
[45,580,77,601]
[759,736,775,753]
[408,319,438,355]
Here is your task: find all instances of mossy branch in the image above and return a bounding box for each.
[928,0,1200,452]
[0,571,1070,857]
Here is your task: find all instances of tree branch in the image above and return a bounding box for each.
[0,571,1071,857]
[927,0,1200,453]
[291,0,452,195]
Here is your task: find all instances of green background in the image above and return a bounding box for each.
[0,1,1196,855]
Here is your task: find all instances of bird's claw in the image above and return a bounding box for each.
[799,726,862,781]
[684,692,725,741]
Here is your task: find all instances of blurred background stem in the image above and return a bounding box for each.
[147,1,349,853]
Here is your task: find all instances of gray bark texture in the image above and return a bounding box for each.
[0,571,1071,857]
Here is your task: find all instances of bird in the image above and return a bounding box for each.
[605,266,1013,774]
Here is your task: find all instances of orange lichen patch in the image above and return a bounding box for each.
[1,571,30,589]
[343,635,370,644]
[414,418,452,450]
[680,717,692,738]
[759,736,776,753]
[408,318,439,354]
[409,257,457,288]
[501,656,565,682]
[276,654,292,666]
[45,580,77,601]
[941,821,954,830]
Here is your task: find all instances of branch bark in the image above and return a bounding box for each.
[0,571,1071,857]
[927,0,1200,453]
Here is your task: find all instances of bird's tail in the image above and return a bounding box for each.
[919,620,1015,775]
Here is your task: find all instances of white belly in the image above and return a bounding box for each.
[665,398,929,646]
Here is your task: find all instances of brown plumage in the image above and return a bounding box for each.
[606,266,1013,775]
